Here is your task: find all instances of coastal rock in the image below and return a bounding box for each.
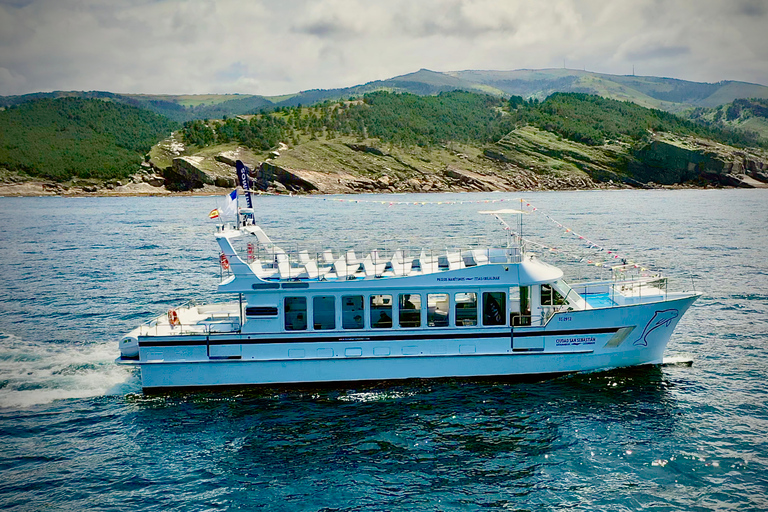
[215,176,236,188]
[258,161,319,193]
[630,134,768,187]
[345,143,386,156]
[483,149,511,163]
[165,155,239,192]
[443,166,507,191]
[165,156,208,191]
[142,174,165,187]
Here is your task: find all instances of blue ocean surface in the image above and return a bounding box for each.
[0,189,767,510]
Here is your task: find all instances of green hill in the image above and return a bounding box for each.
[183,91,761,152]
[0,97,178,181]
[4,68,767,124]
[507,93,762,147]
[167,91,766,193]
[447,69,768,112]
[687,98,768,140]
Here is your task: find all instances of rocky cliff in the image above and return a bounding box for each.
[137,129,768,195]
[629,134,768,187]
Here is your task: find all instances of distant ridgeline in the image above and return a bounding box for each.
[0,97,178,181]
[2,88,767,186]
[180,91,764,151]
[0,90,273,124]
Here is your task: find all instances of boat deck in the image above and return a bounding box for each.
[139,303,242,337]
[239,245,520,281]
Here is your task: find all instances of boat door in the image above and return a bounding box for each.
[510,286,544,351]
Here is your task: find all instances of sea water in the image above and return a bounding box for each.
[0,189,766,510]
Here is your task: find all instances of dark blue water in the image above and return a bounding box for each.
[1,190,766,511]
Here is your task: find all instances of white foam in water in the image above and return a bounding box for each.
[0,333,141,409]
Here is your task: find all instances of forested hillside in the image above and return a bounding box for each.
[179,91,764,153]
[2,90,766,192]
[507,93,763,147]
[0,97,177,181]
[687,98,768,141]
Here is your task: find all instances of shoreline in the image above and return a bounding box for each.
[0,180,731,198]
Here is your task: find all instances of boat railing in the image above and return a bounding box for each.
[136,300,242,337]
[226,234,523,281]
[567,273,693,308]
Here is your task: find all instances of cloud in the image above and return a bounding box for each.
[734,0,766,17]
[292,0,518,40]
[624,45,691,62]
[0,67,26,93]
[0,0,766,96]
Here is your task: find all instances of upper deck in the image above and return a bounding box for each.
[214,222,565,293]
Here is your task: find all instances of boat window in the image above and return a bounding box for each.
[541,284,566,306]
[482,292,506,326]
[399,294,421,328]
[510,286,531,327]
[284,297,307,331]
[455,293,478,326]
[427,293,450,327]
[313,296,335,330]
[370,294,393,329]
[342,295,365,329]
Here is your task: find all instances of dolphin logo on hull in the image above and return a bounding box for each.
[633,309,679,346]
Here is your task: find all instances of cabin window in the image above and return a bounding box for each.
[455,292,478,326]
[427,293,450,327]
[284,296,307,331]
[482,292,506,326]
[245,306,278,317]
[342,295,365,329]
[541,284,566,306]
[313,296,335,330]
[370,294,393,328]
[398,294,421,328]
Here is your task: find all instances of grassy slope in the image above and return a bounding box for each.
[739,117,768,140]
[698,82,768,108]
[123,94,247,107]
[164,91,768,192]
[449,69,768,112]
[492,126,628,178]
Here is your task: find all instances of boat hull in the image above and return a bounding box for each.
[123,294,699,390]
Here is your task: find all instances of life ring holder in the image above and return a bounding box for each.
[220,253,230,270]
[168,309,180,327]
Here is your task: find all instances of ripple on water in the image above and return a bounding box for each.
[0,191,767,510]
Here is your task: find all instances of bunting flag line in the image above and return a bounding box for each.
[520,198,650,271]
[222,190,521,207]
[319,197,517,206]
[207,188,648,271]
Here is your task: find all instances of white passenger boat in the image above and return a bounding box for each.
[117,198,700,391]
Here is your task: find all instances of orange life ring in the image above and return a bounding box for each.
[168,309,180,326]
[220,253,230,270]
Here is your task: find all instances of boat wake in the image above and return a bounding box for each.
[0,332,140,409]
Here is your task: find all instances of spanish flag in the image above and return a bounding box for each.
[209,208,220,219]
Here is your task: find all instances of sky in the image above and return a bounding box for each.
[1,0,767,97]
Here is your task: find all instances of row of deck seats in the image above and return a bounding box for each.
[248,248,512,281]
